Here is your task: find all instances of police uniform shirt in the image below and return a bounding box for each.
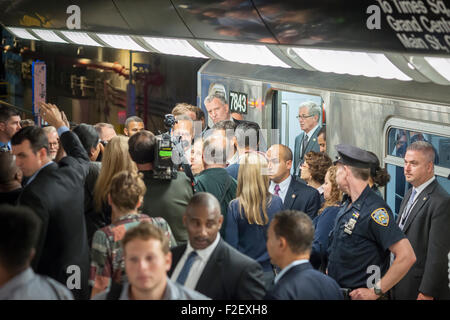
[327,185,405,289]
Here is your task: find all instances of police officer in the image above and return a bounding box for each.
[327,144,416,300]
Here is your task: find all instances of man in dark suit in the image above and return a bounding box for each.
[11,102,90,300]
[168,192,266,300]
[265,210,342,300]
[293,101,322,177]
[267,144,321,220]
[392,141,450,300]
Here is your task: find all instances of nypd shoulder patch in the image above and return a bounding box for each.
[371,208,389,226]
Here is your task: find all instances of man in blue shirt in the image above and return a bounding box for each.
[0,106,21,151]
[0,204,73,300]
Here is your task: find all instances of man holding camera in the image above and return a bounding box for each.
[128,130,193,245]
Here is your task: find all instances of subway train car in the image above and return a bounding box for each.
[197,59,450,217]
[1,0,450,217]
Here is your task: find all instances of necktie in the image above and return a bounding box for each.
[301,135,309,157]
[399,188,417,230]
[274,184,280,196]
[176,251,198,285]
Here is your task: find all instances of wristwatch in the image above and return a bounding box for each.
[374,283,383,296]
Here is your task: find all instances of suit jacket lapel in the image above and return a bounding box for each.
[294,133,304,171]
[396,188,412,224]
[402,181,436,232]
[305,126,321,154]
[168,244,187,277]
[195,239,224,292]
[283,177,297,209]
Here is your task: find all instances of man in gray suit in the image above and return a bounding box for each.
[392,141,450,300]
[293,101,322,177]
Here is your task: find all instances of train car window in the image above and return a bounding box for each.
[388,128,450,168]
[385,126,450,219]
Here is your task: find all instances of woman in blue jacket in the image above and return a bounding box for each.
[310,165,343,272]
[225,152,283,289]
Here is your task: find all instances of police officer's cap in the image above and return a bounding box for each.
[333,144,377,168]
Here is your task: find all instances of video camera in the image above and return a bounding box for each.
[153,114,178,180]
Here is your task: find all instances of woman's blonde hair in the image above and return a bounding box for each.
[94,135,137,212]
[236,152,271,225]
[319,165,343,214]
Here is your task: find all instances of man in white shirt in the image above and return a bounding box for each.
[168,192,266,300]
[293,101,322,177]
[392,141,450,300]
[267,144,321,219]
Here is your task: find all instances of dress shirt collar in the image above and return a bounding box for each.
[270,175,291,194]
[122,277,175,300]
[317,184,324,195]
[25,161,54,186]
[274,259,309,284]
[412,176,435,200]
[0,267,34,299]
[186,233,220,263]
[0,140,11,150]
[305,124,320,140]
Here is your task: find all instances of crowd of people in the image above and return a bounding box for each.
[0,96,449,301]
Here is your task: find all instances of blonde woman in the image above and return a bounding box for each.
[310,165,343,272]
[225,152,283,288]
[93,135,137,222]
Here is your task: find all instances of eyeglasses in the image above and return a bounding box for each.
[48,142,59,147]
[296,114,314,120]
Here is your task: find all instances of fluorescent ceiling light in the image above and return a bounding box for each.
[32,29,67,43]
[292,48,411,81]
[424,57,450,82]
[7,27,38,40]
[96,34,147,52]
[61,31,100,47]
[205,42,290,68]
[142,37,207,58]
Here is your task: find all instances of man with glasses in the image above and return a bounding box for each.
[42,126,59,161]
[293,102,322,178]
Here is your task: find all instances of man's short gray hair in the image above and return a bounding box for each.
[42,126,57,134]
[204,91,228,106]
[299,101,321,119]
[407,141,435,164]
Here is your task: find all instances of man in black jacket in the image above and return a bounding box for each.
[168,192,266,300]
[11,102,90,300]
[392,141,450,300]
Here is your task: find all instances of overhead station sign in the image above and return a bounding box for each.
[372,0,450,53]
[1,0,450,55]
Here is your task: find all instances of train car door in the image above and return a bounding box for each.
[275,90,323,174]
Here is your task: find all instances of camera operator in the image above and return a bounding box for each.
[128,130,194,245]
